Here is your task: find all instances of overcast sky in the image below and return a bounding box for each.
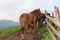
[0,0,60,22]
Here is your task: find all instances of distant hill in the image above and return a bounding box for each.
[0,20,19,28]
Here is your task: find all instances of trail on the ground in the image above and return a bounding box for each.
[0,28,41,40]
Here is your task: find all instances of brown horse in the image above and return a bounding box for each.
[19,9,41,40]
[38,13,50,27]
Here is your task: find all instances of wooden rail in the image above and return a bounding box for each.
[45,6,60,40]
[47,25,56,40]
[45,17,60,39]
[46,15,60,29]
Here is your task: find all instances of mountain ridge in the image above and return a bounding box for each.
[0,20,19,28]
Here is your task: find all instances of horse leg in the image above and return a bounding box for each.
[28,22,34,33]
[30,24,35,33]
[33,22,38,32]
[38,20,41,27]
[41,20,43,27]
[20,24,25,40]
[28,25,31,34]
[36,22,39,32]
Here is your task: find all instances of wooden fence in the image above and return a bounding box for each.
[45,6,60,40]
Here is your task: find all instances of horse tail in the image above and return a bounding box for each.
[20,15,26,26]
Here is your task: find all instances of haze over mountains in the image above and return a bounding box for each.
[0,20,19,28]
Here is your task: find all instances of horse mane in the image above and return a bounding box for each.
[30,9,41,13]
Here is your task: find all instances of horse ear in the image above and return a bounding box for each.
[37,9,41,13]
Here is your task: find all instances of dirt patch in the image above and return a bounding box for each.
[0,29,41,40]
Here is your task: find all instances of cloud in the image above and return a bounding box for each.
[0,0,60,22]
[0,0,20,11]
[0,0,35,22]
[21,0,34,8]
[18,0,35,13]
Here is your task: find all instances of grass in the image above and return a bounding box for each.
[38,27,58,40]
[38,28,50,40]
[0,25,20,37]
[38,20,59,40]
[0,21,58,40]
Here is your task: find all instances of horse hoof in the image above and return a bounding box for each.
[21,35,25,40]
[21,37,25,40]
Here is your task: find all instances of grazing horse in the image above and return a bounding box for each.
[19,9,41,40]
[38,13,50,27]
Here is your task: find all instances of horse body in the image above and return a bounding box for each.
[19,9,41,40]
[19,13,37,33]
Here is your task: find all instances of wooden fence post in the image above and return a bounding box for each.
[52,12,54,18]
[54,6,60,31]
[45,10,52,40]
[45,10,48,27]
[54,6,60,40]
[54,6,60,21]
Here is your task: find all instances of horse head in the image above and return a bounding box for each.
[30,8,41,16]
[41,12,50,21]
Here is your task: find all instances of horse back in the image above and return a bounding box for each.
[19,13,29,24]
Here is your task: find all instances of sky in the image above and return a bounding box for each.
[0,0,60,22]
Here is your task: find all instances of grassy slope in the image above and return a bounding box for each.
[0,22,58,40]
[38,28,50,40]
[38,21,58,40]
[0,25,20,37]
[38,28,58,40]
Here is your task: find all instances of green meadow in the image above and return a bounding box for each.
[38,21,58,40]
[0,21,58,40]
[0,25,20,37]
